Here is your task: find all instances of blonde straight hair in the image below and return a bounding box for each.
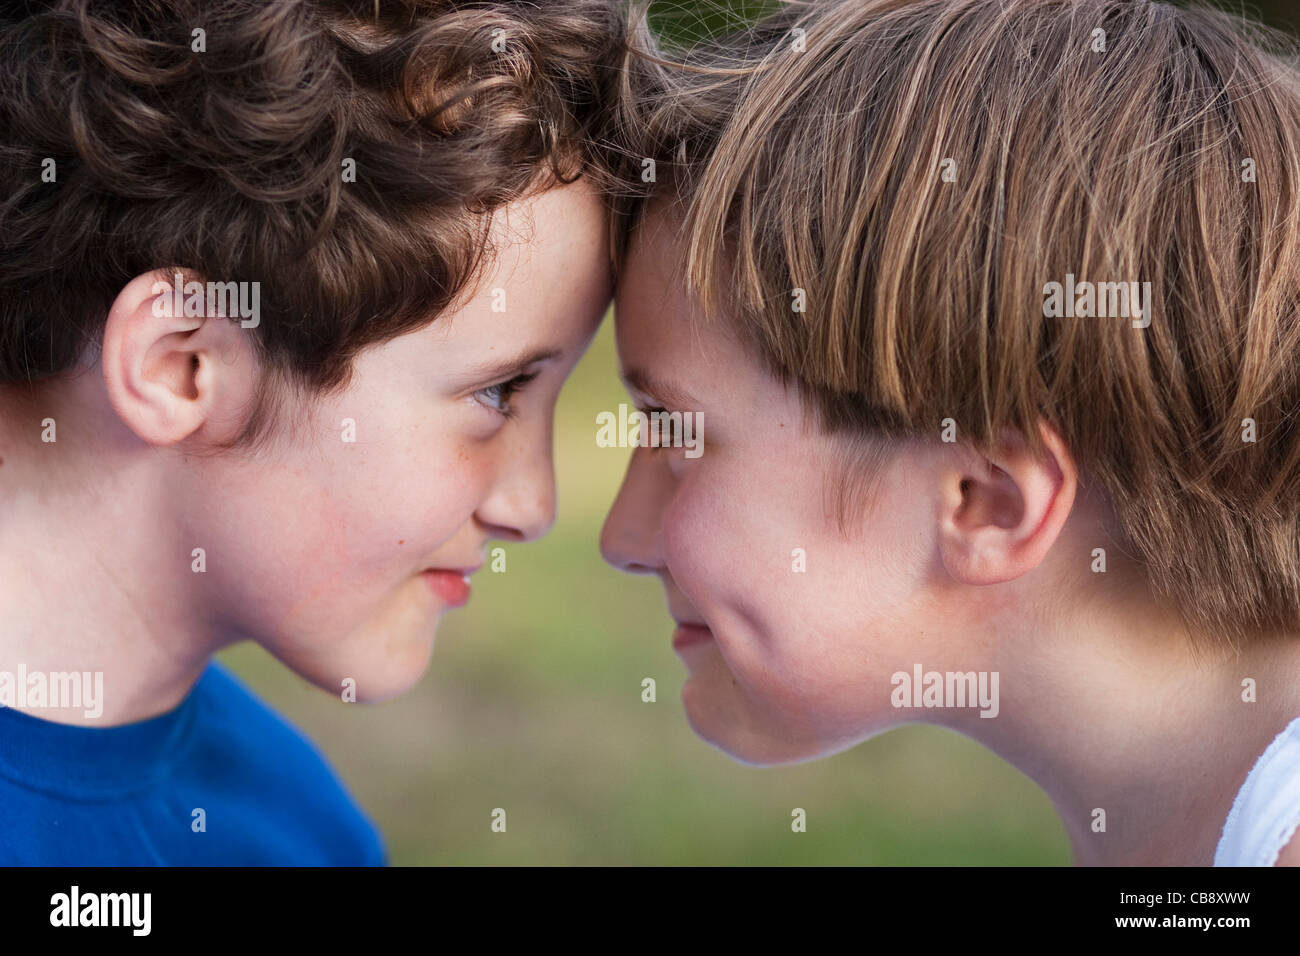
[608,0,1300,649]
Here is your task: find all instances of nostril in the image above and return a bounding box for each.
[477,518,527,545]
[599,526,657,575]
[600,549,633,573]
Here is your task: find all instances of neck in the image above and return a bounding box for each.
[938,582,1300,865]
[0,380,225,727]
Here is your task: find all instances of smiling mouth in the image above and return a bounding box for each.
[672,623,713,651]
[422,569,473,607]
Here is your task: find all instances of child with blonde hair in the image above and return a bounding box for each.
[602,0,1300,866]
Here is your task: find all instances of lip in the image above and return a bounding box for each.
[671,623,713,651]
[421,567,479,608]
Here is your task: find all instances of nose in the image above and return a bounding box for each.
[600,447,674,575]
[475,428,557,544]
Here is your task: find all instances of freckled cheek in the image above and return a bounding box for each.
[402,453,491,529]
[316,453,493,573]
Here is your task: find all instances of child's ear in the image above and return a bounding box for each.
[938,421,1077,585]
[101,270,261,447]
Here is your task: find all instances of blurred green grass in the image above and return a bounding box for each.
[217,315,1071,865]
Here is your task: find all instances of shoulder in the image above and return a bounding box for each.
[1268,720,1300,867]
[193,660,354,788]
[195,661,332,759]
[1216,714,1300,867]
[196,658,291,722]
[189,661,386,865]
[1276,830,1300,866]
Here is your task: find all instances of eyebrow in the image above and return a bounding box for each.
[621,366,700,409]
[464,347,562,384]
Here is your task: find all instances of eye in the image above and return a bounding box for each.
[473,371,539,420]
[637,405,682,449]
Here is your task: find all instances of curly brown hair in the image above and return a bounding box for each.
[0,0,624,445]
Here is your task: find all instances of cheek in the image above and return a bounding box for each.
[663,454,938,728]
[314,429,495,573]
[661,467,742,603]
[195,422,495,629]
[664,458,824,622]
[661,464,814,686]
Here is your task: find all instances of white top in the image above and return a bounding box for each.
[1215,715,1300,866]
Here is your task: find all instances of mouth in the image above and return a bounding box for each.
[421,567,479,608]
[671,620,713,652]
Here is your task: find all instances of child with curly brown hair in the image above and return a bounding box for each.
[0,0,622,865]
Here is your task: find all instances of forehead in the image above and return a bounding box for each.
[614,204,728,358]
[614,207,790,427]
[437,180,610,345]
[617,203,681,302]
[488,178,610,286]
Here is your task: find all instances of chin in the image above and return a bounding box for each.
[275,626,438,703]
[681,676,822,767]
[356,637,438,703]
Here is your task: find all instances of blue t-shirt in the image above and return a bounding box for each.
[0,660,385,865]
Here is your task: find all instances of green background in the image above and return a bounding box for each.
[217,0,1295,865]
